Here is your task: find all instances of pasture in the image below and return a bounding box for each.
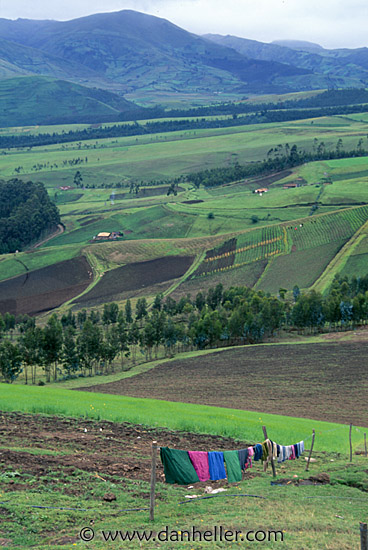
[2,113,368,186]
[1,380,366,451]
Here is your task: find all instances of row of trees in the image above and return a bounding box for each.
[1,273,368,383]
[187,139,368,188]
[4,94,368,150]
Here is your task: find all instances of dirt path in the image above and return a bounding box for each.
[32,223,64,249]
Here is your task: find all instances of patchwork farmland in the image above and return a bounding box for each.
[74,255,194,307]
[2,92,368,550]
[189,205,368,293]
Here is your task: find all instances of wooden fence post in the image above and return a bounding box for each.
[360,523,368,550]
[262,425,276,478]
[149,441,158,521]
[364,433,367,458]
[349,423,353,463]
[305,429,315,472]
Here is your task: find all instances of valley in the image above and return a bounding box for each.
[0,8,368,550]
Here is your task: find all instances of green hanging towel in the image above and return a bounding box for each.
[223,450,243,483]
[160,447,200,485]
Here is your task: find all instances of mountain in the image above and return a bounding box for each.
[1,10,368,104]
[204,34,368,88]
[0,76,140,127]
[0,10,312,95]
[271,40,324,53]
[0,37,101,81]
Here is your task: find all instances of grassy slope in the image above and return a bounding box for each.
[0,384,365,452]
[2,114,368,184]
[311,219,368,293]
[0,244,82,282]
[0,76,138,127]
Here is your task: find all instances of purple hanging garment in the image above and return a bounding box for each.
[188,451,210,482]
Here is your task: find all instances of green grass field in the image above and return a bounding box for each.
[0,244,82,282]
[0,384,365,453]
[3,114,368,186]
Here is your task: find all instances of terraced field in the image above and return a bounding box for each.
[189,205,368,292]
[3,118,368,314]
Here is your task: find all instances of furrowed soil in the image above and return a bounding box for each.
[82,341,368,426]
[0,412,249,485]
[74,255,194,306]
[0,256,92,316]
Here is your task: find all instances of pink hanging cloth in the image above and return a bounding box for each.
[188,451,210,482]
[246,446,255,470]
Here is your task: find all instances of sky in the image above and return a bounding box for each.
[1,0,368,49]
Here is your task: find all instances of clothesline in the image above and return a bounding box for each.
[160,439,305,485]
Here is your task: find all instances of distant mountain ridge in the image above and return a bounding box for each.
[0,9,358,97]
[1,10,368,104]
[271,40,324,53]
[204,34,368,87]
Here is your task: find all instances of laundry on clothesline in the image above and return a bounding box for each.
[277,441,305,463]
[160,438,305,485]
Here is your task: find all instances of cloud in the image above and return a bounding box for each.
[1,0,368,48]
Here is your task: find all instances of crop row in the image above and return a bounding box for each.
[204,235,283,263]
[194,250,281,278]
[236,225,284,250]
[194,225,287,278]
[204,238,237,261]
[235,238,283,264]
[290,206,368,251]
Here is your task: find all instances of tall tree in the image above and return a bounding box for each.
[77,320,102,376]
[62,326,79,377]
[42,314,63,382]
[20,326,44,384]
[135,298,148,321]
[124,299,133,323]
[0,340,22,383]
[73,170,83,187]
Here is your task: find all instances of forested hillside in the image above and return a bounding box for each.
[0,179,60,253]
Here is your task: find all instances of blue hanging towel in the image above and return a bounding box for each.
[253,443,263,461]
[208,451,226,480]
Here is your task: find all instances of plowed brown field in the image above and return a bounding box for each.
[0,256,92,316]
[0,412,249,484]
[82,341,368,426]
[74,255,194,306]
